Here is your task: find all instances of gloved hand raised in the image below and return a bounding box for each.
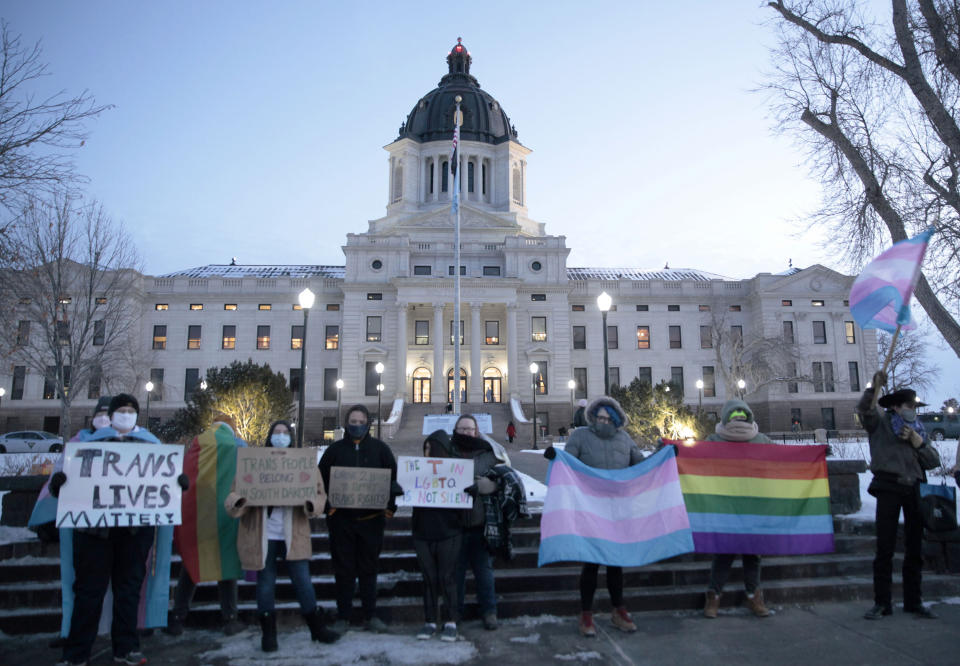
[49,471,67,498]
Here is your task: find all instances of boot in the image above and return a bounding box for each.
[259,611,278,652]
[745,590,770,618]
[304,610,340,644]
[704,590,720,619]
[163,612,184,636]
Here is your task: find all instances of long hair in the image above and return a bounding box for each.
[264,419,293,447]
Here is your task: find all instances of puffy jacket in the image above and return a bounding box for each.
[705,399,773,444]
[563,396,644,469]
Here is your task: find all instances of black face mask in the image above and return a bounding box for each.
[346,423,369,440]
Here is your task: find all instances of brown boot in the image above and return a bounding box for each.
[579,611,597,637]
[704,590,720,619]
[745,590,770,617]
[611,606,637,632]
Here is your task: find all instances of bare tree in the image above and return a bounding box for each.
[0,195,142,437]
[877,328,940,392]
[764,1,960,357]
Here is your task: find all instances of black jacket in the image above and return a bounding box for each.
[412,430,465,541]
[318,433,398,519]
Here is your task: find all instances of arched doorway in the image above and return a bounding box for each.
[483,367,502,403]
[412,367,431,404]
[447,367,467,403]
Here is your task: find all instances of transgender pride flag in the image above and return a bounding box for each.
[849,226,934,332]
[538,447,694,567]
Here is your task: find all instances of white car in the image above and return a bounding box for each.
[0,431,64,453]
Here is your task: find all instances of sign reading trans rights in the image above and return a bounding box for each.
[56,441,184,528]
[396,456,474,508]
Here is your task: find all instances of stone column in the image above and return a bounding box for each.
[470,303,482,402]
[506,305,518,400]
[396,304,407,400]
[432,302,446,403]
[434,155,442,202]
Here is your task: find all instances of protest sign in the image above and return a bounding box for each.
[56,441,184,528]
[235,447,320,506]
[396,455,474,508]
[422,413,493,435]
[328,466,391,509]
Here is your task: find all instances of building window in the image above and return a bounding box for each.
[845,321,856,344]
[636,304,648,312]
[791,408,802,428]
[371,259,383,270]
[573,325,586,349]
[190,304,203,311]
[849,361,860,392]
[467,161,475,193]
[442,160,448,191]
[483,266,501,276]
[813,321,827,344]
[57,320,70,345]
[512,165,523,205]
[700,325,712,349]
[149,368,164,401]
[531,317,547,342]
[485,320,499,345]
[702,366,716,397]
[729,305,742,312]
[289,368,301,399]
[812,361,835,393]
[821,407,836,430]
[152,325,167,350]
[531,260,542,271]
[415,320,429,345]
[43,366,58,399]
[12,366,26,400]
[259,304,271,311]
[449,320,464,345]
[324,368,339,401]
[184,368,200,401]
[698,304,711,312]
[482,162,487,195]
[811,299,824,307]
[669,325,682,349]
[366,317,382,342]
[671,366,684,395]
[668,304,680,312]
[187,325,201,349]
[787,362,798,393]
[257,325,271,350]
[325,325,339,349]
[17,320,30,346]
[365,361,380,396]
[291,325,304,350]
[572,304,585,311]
[783,320,795,344]
[155,304,168,311]
[730,325,742,345]
[95,297,107,306]
[574,367,587,399]
[367,293,382,301]
[326,304,340,311]
[448,265,466,276]
[86,365,101,399]
[217,325,234,350]
[224,303,237,310]
[93,320,105,346]
[414,265,432,276]
[638,366,652,386]
[609,367,620,389]
[58,296,72,304]
[607,325,618,349]
[782,299,792,307]
[637,326,650,349]
[533,361,548,395]
[531,293,546,301]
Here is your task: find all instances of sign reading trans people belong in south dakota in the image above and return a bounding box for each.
[396,455,474,508]
[56,441,184,528]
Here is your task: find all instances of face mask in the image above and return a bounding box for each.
[347,424,369,440]
[270,433,291,448]
[92,415,111,429]
[899,408,917,422]
[594,423,617,440]
[111,412,137,431]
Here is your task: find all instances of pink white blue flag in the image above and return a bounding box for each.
[849,227,934,332]
[538,446,694,567]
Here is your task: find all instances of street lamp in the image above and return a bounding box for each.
[335,379,344,432]
[144,381,154,427]
[949,406,956,415]
[597,291,612,395]
[0,386,5,410]
[295,287,315,448]
[375,362,385,439]
[567,379,576,407]
[199,379,207,391]
[530,362,539,450]
[737,379,746,399]
[695,379,704,414]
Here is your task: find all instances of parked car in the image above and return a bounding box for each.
[0,431,64,453]
[917,413,960,441]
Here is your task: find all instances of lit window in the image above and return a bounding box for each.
[572,304,585,312]
[95,297,107,305]
[325,325,339,350]
[366,316,382,342]
[257,325,271,349]
[187,325,201,349]
[485,320,500,345]
[698,305,710,312]
[637,326,650,349]
[155,304,168,311]
[224,304,237,310]
[292,304,302,310]
[729,305,741,312]
[326,304,340,311]
[367,293,382,300]
[415,320,429,345]
[259,304,271,311]
[152,325,167,350]
[811,299,824,307]
[531,294,546,301]
[59,296,72,304]
[291,325,304,350]
[449,320,464,344]
[844,321,856,344]
[190,304,203,310]
[531,317,547,342]
[222,325,236,349]
[781,299,792,307]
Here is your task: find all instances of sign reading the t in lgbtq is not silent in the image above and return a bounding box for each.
[56,441,184,528]
[235,447,320,506]
[328,466,392,509]
[396,456,474,508]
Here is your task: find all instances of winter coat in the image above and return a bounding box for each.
[452,432,503,528]
[857,388,938,489]
[318,432,398,519]
[564,396,644,469]
[704,399,773,444]
[412,430,465,542]
[479,465,529,560]
[572,406,587,428]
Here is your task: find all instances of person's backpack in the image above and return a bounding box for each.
[918,482,957,533]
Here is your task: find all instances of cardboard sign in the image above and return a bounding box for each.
[56,441,184,528]
[396,455,474,508]
[328,466,391,509]
[421,413,493,435]
[235,447,320,506]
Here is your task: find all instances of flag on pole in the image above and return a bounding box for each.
[450,104,461,216]
[538,447,694,567]
[849,227,934,332]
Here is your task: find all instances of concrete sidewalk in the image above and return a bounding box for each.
[3,597,956,665]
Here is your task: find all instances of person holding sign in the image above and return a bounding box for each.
[50,393,183,666]
[318,404,400,634]
[225,420,339,652]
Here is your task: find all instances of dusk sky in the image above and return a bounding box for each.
[4,1,958,404]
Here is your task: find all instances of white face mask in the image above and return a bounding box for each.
[271,433,291,448]
[92,415,111,429]
[111,412,138,431]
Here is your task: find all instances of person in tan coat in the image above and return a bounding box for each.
[225,420,338,652]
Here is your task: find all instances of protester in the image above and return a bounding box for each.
[546,396,643,636]
[506,421,516,444]
[318,404,400,634]
[167,414,246,636]
[52,393,182,666]
[572,399,588,428]
[858,374,940,620]
[412,430,464,642]
[226,420,338,652]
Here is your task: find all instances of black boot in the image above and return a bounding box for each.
[304,610,340,644]
[259,611,278,652]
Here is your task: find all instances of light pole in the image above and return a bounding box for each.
[695,379,703,414]
[530,362,539,450]
[295,287,315,448]
[567,379,576,407]
[144,381,154,427]
[335,378,344,433]
[375,362,385,439]
[737,379,746,399]
[597,291,612,395]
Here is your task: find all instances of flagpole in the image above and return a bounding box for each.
[452,96,462,416]
[871,323,902,411]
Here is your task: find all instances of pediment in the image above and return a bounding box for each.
[766,265,853,295]
[373,204,522,233]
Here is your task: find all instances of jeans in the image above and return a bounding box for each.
[457,526,497,617]
[873,487,923,608]
[708,554,761,595]
[171,568,238,620]
[414,535,462,624]
[256,540,317,614]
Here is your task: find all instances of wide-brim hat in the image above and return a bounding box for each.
[878,388,927,408]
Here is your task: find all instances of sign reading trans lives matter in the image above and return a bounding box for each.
[235,447,320,506]
[56,441,184,528]
[396,456,474,508]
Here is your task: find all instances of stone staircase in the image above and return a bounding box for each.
[2,513,960,634]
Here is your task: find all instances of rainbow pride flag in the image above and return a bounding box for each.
[174,425,242,582]
[673,440,834,555]
[538,446,694,567]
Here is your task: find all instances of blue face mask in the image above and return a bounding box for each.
[270,432,291,448]
[347,424,369,440]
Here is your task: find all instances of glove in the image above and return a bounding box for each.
[871,371,888,390]
[49,471,67,498]
[543,446,557,460]
[177,473,190,491]
[475,476,497,495]
[390,481,405,497]
[464,484,478,498]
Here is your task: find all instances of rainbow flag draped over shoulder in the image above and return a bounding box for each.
[674,440,834,555]
[538,446,694,567]
[174,424,242,582]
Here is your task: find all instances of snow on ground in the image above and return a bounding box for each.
[509,633,540,644]
[197,627,477,665]
[553,651,603,662]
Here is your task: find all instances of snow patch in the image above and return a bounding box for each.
[553,651,603,661]
[509,632,540,644]
[507,614,567,627]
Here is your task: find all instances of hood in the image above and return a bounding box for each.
[86,426,161,444]
[424,429,456,457]
[585,396,628,429]
[719,399,754,425]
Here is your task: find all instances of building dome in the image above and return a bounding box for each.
[397,38,519,145]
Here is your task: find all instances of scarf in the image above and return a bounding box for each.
[714,419,759,442]
[890,412,926,440]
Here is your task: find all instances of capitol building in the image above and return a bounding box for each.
[1,40,877,440]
